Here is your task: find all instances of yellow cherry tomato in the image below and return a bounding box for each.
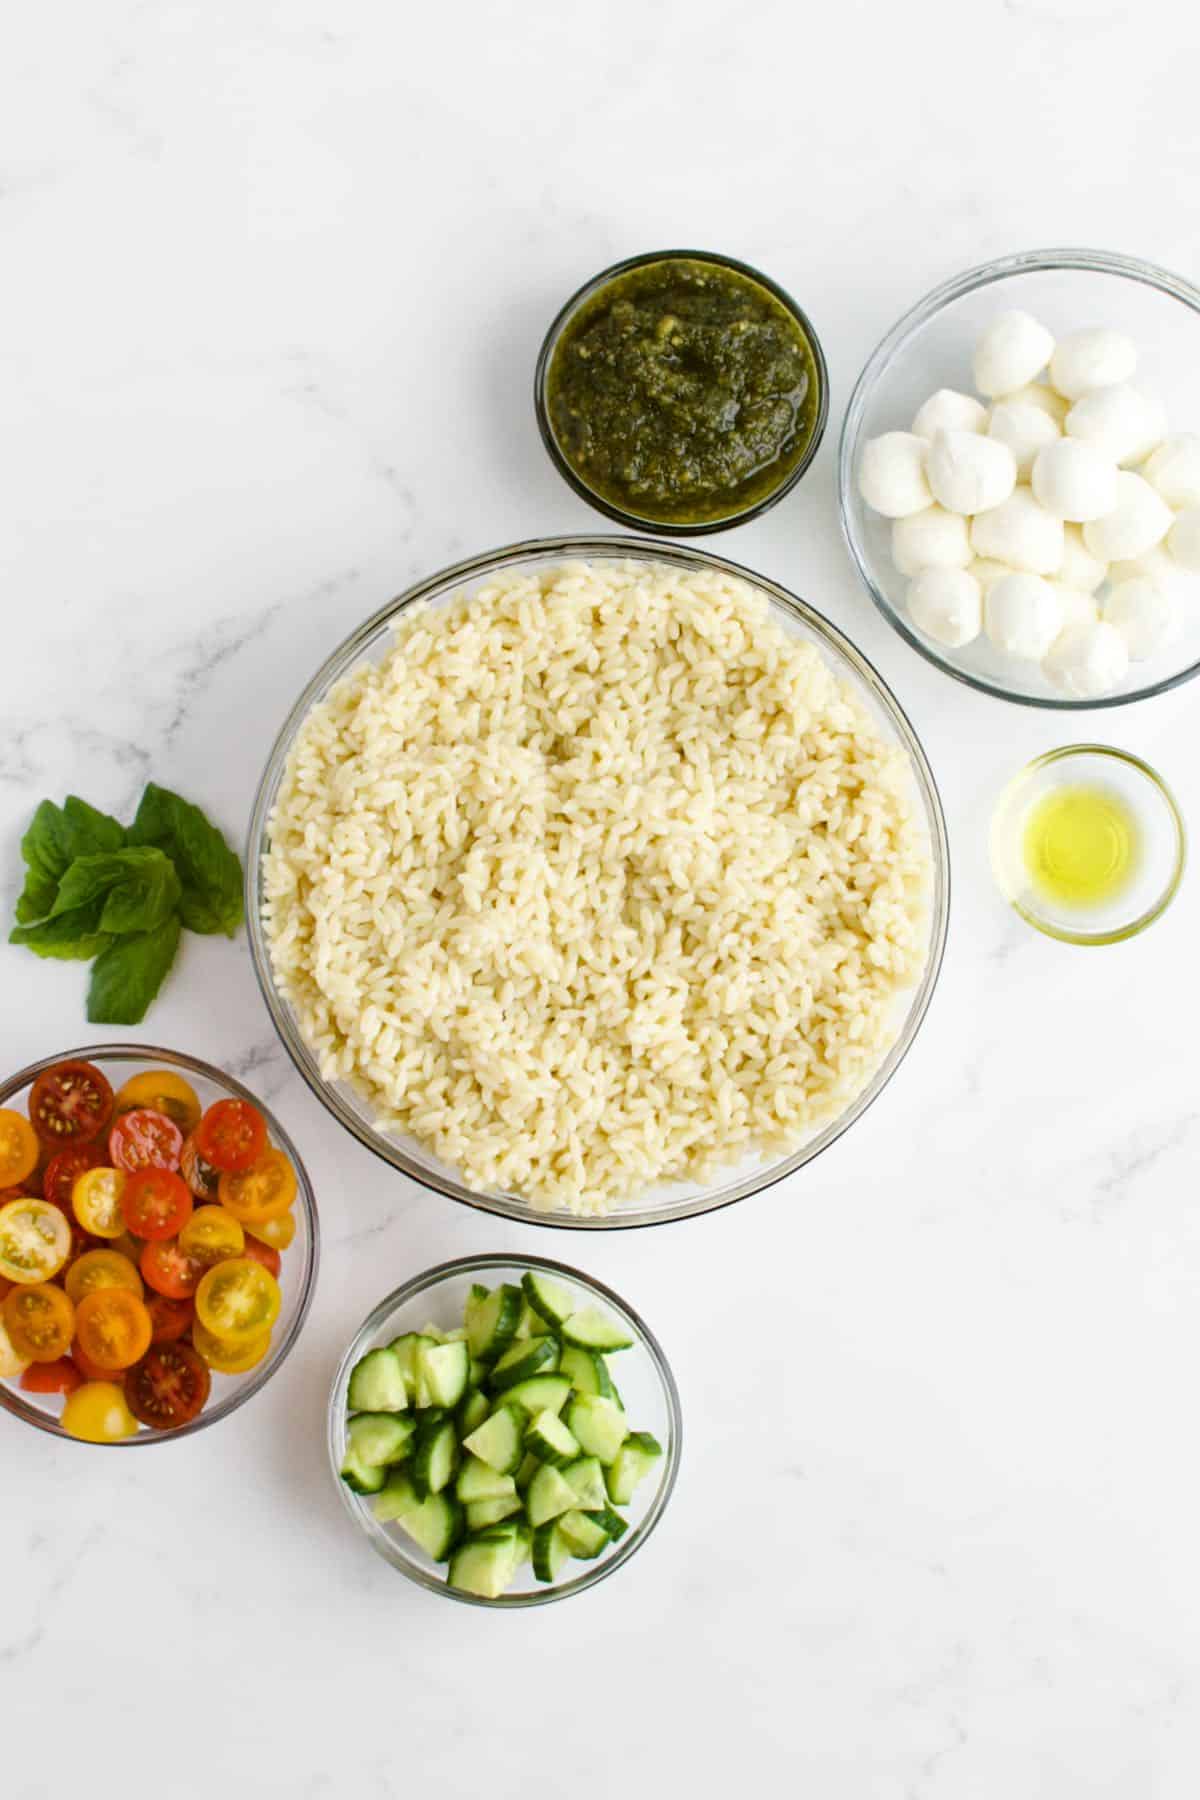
[72,1167,127,1238]
[3,1283,75,1362]
[73,1288,152,1371]
[0,1197,73,1284]
[65,1248,145,1305]
[195,1258,280,1345]
[61,1381,138,1443]
[191,1318,272,1374]
[178,1205,245,1268]
[0,1311,31,1379]
[244,1209,297,1252]
[114,1071,201,1137]
[109,1230,144,1266]
[0,1109,39,1187]
[217,1148,296,1227]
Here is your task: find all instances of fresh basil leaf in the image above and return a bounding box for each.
[15,796,125,924]
[86,913,182,1024]
[128,783,244,937]
[9,905,113,962]
[51,847,181,935]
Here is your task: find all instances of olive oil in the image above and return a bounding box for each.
[1023,783,1139,908]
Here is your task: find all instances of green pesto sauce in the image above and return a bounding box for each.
[546,257,821,525]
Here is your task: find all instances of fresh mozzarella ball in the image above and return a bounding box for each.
[1042,620,1130,698]
[1143,434,1200,510]
[858,432,933,517]
[970,488,1065,575]
[1031,439,1119,522]
[925,430,1017,515]
[907,567,983,648]
[1109,545,1180,590]
[1065,384,1166,466]
[1003,383,1069,425]
[969,557,1012,594]
[1049,328,1138,401]
[1168,507,1200,572]
[891,506,972,576]
[973,311,1056,397]
[1048,582,1099,629]
[1083,472,1173,562]
[1059,524,1107,593]
[1103,578,1181,659]
[987,400,1061,479]
[911,389,989,440]
[985,573,1063,659]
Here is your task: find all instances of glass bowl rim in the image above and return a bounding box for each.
[990,742,1187,944]
[245,531,951,1230]
[326,1251,682,1608]
[0,1041,321,1446]
[837,245,1200,710]
[534,246,831,535]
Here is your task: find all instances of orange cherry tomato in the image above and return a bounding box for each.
[145,1293,194,1344]
[28,1062,113,1147]
[109,1109,183,1174]
[73,1288,153,1371]
[195,1100,266,1174]
[195,1258,280,1345]
[179,1206,244,1269]
[61,1381,138,1442]
[64,1248,145,1305]
[114,1071,201,1137]
[0,1197,73,1284]
[20,1356,83,1395]
[4,1283,75,1361]
[71,1167,127,1238]
[218,1148,296,1228]
[191,1318,272,1375]
[0,1110,40,1187]
[139,1238,204,1301]
[71,1342,112,1382]
[124,1342,210,1429]
[244,1208,297,1252]
[120,1167,192,1241]
[43,1144,103,1213]
[241,1236,281,1279]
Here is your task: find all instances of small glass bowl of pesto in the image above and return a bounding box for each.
[535,250,828,535]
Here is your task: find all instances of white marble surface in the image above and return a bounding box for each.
[4,2,1200,1794]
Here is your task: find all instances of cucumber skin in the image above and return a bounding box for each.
[521,1271,575,1329]
[531,1522,571,1583]
[487,1336,559,1393]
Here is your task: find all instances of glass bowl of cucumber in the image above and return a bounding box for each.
[328,1254,681,1607]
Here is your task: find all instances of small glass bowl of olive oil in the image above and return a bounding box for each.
[990,746,1185,945]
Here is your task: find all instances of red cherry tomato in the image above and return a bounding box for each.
[120,1167,192,1241]
[28,1061,113,1147]
[194,1100,266,1175]
[43,1145,103,1214]
[109,1109,183,1174]
[124,1343,211,1430]
[145,1293,194,1344]
[139,1238,203,1301]
[70,1343,112,1382]
[20,1356,83,1395]
[241,1236,282,1280]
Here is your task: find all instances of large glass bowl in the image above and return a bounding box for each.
[0,1044,320,1447]
[328,1254,681,1608]
[839,248,1200,709]
[246,536,950,1228]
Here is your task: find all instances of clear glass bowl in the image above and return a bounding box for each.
[328,1254,681,1607]
[0,1044,320,1446]
[534,249,829,535]
[246,535,950,1228]
[990,745,1185,944]
[839,248,1200,709]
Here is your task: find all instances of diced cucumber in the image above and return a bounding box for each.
[561,1306,633,1353]
[462,1401,526,1475]
[411,1416,459,1497]
[389,1332,438,1406]
[524,1408,579,1468]
[488,1335,558,1392]
[456,1388,490,1436]
[532,1522,571,1583]
[515,1451,541,1493]
[371,1471,419,1523]
[605,1430,663,1505]
[343,1411,415,1470]
[562,1456,606,1509]
[464,1283,521,1363]
[340,1446,387,1495]
[526,1463,579,1527]
[376,1476,464,1561]
[521,1270,575,1331]
[558,1345,621,1405]
[417,1339,470,1408]
[514,1297,551,1340]
[456,1456,518,1505]
[587,1503,628,1542]
[494,1375,570,1417]
[449,1530,523,1599]
[347,1346,407,1413]
[557,1509,610,1559]
[466,1494,522,1530]
[566,1394,628,1464]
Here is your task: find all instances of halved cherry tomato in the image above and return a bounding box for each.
[195,1100,266,1174]
[191,1318,272,1374]
[0,1110,40,1187]
[109,1229,144,1264]
[120,1167,191,1241]
[28,1061,113,1147]
[218,1148,296,1227]
[20,1356,83,1395]
[124,1342,210,1429]
[114,1071,201,1137]
[145,1292,194,1344]
[179,1205,244,1268]
[109,1108,183,1174]
[0,1197,73,1283]
[72,1167,127,1238]
[70,1342,111,1382]
[43,1144,103,1213]
[139,1238,203,1300]
[4,1283,75,1361]
[241,1236,281,1279]
[65,1247,145,1305]
[74,1288,152,1371]
[180,1133,221,1202]
[0,1310,29,1378]
[195,1258,280,1345]
[244,1209,297,1252]
[62,1381,138,1442]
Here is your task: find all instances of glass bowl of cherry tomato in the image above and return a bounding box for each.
[0,1045,319,1445]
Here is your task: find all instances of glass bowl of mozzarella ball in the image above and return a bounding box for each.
[839,249,1200,707]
